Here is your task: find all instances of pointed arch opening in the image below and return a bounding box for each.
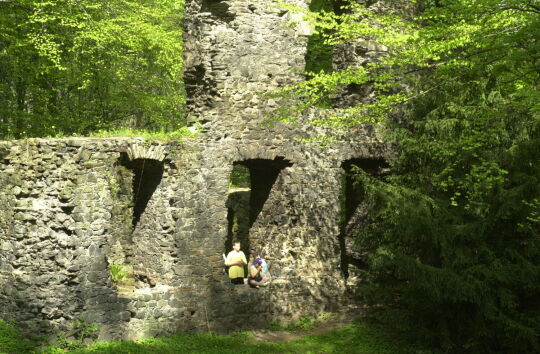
[225,157,293,259]
[339,158,388,277]
[118,153,164,229]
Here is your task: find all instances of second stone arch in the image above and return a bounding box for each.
[225,156,293,263]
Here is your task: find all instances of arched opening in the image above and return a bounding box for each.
[106,154,165,292]
[118,154,164,229]
[226,164,251,255]
[339,158,388,277]
[201,0,235,22]
[225,157,293,261]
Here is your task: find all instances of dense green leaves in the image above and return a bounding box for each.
[304,0,337,76]
[354,128,540,351]
[0,0,186,138]
[280,0,540,352]
[0,319,34,353]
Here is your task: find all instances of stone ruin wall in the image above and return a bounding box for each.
[0,0,394,341]
[0,137,388,340]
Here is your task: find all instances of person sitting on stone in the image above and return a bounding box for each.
[254,250,271,286]
[225,240,247,285]
[248,257,266,289]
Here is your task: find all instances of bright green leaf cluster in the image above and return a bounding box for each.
[277,0,540,352]
[0,0,186,139]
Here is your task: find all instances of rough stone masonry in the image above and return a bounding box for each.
[0,0,392,340]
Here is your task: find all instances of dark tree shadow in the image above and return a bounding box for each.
[339,158,388,277]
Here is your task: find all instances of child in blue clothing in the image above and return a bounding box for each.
[254,250,271,286]
[248,258,265,288]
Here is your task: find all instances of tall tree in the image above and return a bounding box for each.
[278,0,540,351]
[0,0,186,138]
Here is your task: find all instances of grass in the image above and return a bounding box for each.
[1,319,426,354]
[274,321,420,354]
[87,127,199,141]
[0,320,34,354]
[3,126,201,142]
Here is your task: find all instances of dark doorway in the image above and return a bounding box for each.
[225,157,293,258]
[241,157,293,227]
[339,158,388,277]
[225,169,251,257]
[201,0,235,22]
[119,154,164,228]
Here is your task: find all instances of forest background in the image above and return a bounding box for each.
[0,0,185,138]
[1,0,539,352]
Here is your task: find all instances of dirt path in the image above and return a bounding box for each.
[249,306,364,344]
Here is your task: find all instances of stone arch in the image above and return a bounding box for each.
[200,0,235,23]
[125,144,166,162]
[117,144,167,228]
[235,146,292,163]
[125,158,164,228]
[225,156,293,258]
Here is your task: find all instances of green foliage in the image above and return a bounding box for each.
[268,321,286,331]
[275,0,540,125]
[229,165,251,188]
[273,0,416,123]
[351,115,540,352]
[277,321,422,354]
[46,318,98,352]
[0,320,34,354]
[287,317,315,330]
[0,0,186,139]
[270,313,336,332]
[72,319,98,341]
[276,0,540,352]
[304,0,336,76]
[53,333,86,352]
[108,264,126,282]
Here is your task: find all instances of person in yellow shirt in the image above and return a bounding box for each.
[225,240,247,284]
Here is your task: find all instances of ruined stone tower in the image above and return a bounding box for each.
[0,0,390,340]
